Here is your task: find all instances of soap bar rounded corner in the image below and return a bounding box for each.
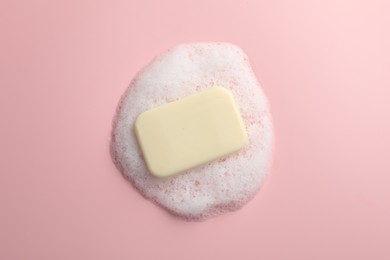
[146,163,168,179]
[213,86,233,96]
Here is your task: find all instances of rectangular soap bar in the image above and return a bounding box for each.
[134,87,248,178]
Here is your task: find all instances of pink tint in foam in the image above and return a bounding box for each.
[111,43,274,220]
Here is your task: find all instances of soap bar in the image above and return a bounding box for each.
[134,87,248,178]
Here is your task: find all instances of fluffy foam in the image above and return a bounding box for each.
[111,43,274,220]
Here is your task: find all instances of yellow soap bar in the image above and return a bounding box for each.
[134,87,248,178]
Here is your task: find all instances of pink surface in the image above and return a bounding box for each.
[1,0,389,259]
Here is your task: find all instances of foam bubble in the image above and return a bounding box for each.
[111,43,274,220]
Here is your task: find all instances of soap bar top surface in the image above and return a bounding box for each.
[134,87,248,178]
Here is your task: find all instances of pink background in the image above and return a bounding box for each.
[1,0,390,259]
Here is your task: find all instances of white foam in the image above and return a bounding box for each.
[111,43,274,220]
